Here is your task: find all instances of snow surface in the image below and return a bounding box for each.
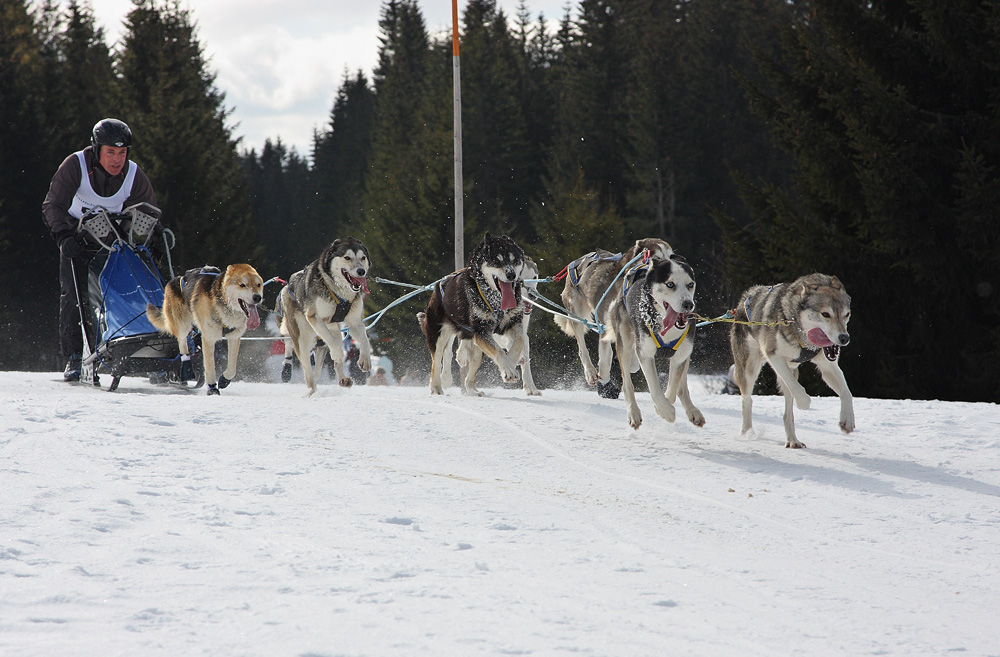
[3,370,1000,656]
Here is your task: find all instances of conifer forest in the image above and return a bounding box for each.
[2,0,998,401]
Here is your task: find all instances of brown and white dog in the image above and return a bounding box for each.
[147,263,264,395]
[419,233,526,395]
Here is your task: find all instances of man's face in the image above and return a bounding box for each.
[98,145,128,176]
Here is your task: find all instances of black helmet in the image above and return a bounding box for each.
[91,118,133,155]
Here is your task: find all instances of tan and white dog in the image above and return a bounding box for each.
[146,263,264,395]
[730,273,854,448]
[279,237,371,396]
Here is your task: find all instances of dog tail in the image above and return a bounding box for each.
[145,303,168,333]
[552,313,575,337]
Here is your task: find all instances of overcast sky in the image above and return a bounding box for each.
[65,0,572,156]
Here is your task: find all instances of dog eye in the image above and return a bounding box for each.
[821,311,831,318]
[687,282,694,290]
[666,282,675,289]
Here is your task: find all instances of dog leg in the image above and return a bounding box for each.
[595,338,616,385]
[778,380,805,448]
[472,335,519,383]
[614,337,643,429]
[518,328,540,396]
[429,329,455,395]
[219,332,241,385]
[346,318,372,375]
[734,346,764,435]
[665,355,704,427]
[571,321,599,386]
[201,335,219,395]
[768,356,811,410]
[458,341,485,396]
[310,319,351,387]
[441,333,457,390]
[816,359,855,434]
[638,354,676,423]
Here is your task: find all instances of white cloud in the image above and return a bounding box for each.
[55,0,571,154]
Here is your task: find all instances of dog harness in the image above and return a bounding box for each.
[566,251,622,288]
[320,279,354,323]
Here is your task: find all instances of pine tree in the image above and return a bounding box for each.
[724,0,1000,401]
[115,0,262,270]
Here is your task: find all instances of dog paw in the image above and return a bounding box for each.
[795,394,811,410]
[584,368,599,387]
[654,401,676,423]
[525,388,542,397]
[339,377,352,388]
[785,438,806,449]
[840,414,855,434]
[627,408,642,429]
[358,355,371,372]
[688,408,706,427]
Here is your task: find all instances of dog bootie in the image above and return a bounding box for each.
[63,354,81,382]
[217,375,231,389]
[281,362,292,383]
[597,380,621,399]
[206,383,220,396]
[180,359,195,382]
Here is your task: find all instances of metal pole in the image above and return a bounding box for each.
[452,0,465,269]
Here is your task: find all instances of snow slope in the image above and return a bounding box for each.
[3,371,999,656]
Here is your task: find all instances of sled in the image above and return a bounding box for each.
[72,203,203,391]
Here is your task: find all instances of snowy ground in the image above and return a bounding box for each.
[3,370,999,656]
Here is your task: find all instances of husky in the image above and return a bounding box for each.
[419,232,525,395]
[730,273,854,448]
[278,237,372,396]
[603,253,705,429]
[146,263,264,395]
[554,238,673,397]
[455,255,541,396]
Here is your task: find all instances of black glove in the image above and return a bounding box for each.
[59,234,87,259]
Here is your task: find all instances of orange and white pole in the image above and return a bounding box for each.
[452,0,465,269]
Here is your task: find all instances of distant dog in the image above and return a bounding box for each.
[279,237,371,396]
[554,238,673,397]
[603,253,705,429]
[455,255,541,396]
[419,233,525,395]
[730,273,854,448]
[147,263,264,395]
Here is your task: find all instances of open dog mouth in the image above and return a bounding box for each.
[806,328,840,361]
[238,298,261,330]
[494,276,517,311]
[660,301,688,334]
[342,268,369,294]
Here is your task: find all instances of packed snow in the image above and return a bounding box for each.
[3,368,999,656]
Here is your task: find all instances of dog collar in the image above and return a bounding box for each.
[475,278,500,314]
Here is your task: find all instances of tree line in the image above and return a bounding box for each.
[2,0,996,402]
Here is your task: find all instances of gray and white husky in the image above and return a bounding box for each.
[456,255,541,396]
[730,273,854,448]
[602,253,705,430]
[279,237,372,396]
[554,238,673,397]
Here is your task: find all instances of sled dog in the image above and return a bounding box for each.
[279,237,371,396]
[554,238,673,397]
[419,233,526,395]
[730,273,854,448]
[603,253,705,429]
[147,263,264,395]
[455,255,541,396]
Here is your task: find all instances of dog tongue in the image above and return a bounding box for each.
[661,303,680,333]
[246,304,261,331]
[807,328,834,347]
[498,281,517,311]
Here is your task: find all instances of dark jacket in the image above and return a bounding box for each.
[42,145,158,241]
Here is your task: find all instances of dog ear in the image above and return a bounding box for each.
[829,275,843,290]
